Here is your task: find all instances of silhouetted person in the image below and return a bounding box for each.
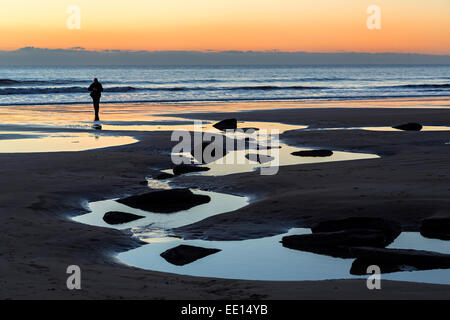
[88,78,103,121]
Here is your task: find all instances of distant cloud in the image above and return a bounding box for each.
[0,47,449,66]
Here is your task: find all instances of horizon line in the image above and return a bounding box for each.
[2,48,449,66]
[2,47,449,56]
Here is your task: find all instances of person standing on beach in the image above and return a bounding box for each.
[88,78,103,121]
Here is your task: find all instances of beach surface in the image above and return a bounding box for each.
[1,98,450,299]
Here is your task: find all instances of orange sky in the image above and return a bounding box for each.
[1,0,449,54]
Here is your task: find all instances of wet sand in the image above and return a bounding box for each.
[1,98,450,299]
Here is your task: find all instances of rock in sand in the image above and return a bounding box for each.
[311,217,401,245]
[117,188,211,213]
[393,123,423,131]
[291,149,333,157]
[349,247,450,275]
[160,244,221,266]
[191,141,227,164]
[420,216,450,240]
[173,164,210,176]
[213,118,237,131]
[154,172,175,180]
[282,229,387,258]
[103,211,144,225]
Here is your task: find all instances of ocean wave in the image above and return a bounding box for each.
[226,85,325,90]
[0,77,352,87]
[380,83,450,89]
[135,77,352,84]
[0,86,137,95]
[2,93,450,107]
[161,85,325,91]
[0,79,21,85]
[251,77,353,82]
[0,85,326,95]
[1,81,448,97]
[402,84,450,89]
[0,79,87,86]
[135,79,224,85]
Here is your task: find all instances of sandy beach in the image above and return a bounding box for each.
[1,98,450,299]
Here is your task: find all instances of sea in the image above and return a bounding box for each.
[0,65,449,106]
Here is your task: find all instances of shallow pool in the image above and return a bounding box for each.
[74,189,249,230]
[74,188,450,284]
[163,120,379,176]
[0,130,137,153]
[117,229,450,284]
[308,126,450,132]
[70,119,448,284]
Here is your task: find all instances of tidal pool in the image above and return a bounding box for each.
[308,126,450,132]
[74,190,249,231]
[169,144,378,177]
[362,126,450,132]
[0,130,137,153]
[74,188,450,284]
[164,120,379,176]
[70,119,448,284]
[118,229,450,284]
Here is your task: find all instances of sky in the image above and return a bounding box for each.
[1,0,449,54]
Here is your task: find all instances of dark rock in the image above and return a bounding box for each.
[241,127,260,132]
[283,243,354,259]
[117,188,211,213]
[283,230,387,247]
[245,153,275,164]
[154,172,175,180]
[291,149,333,157]
[172,164,210,176]
[103,211,144,225]
[257,144,281,150]
[282,229,387,258]
[393,123,423,131]
[191,141,227,164]
[420,217,450,240]
[349,247,450,275]
[160,244,221,266]
[213,118,237,131]
[311,217,401,246]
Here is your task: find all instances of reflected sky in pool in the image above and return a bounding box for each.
[64,116,448,284]
[308,126,450,132]
[74,188,450,284]
[163,120,379,176]
[74,189,249,230]
[0,130,137,153]
[118,229,450,284]
[362,126,450,132]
